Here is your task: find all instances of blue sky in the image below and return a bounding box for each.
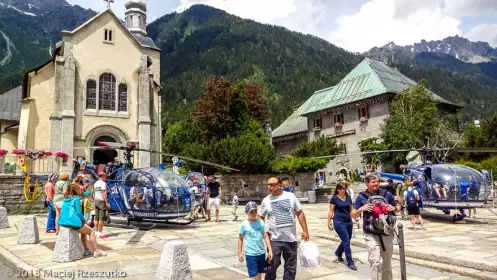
[67,0,497,52]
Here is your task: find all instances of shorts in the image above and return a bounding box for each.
[407,204,420,216]
[54,201,63,209]
[94,200,108,221]
[84,211,91,222]
[208,197,220,210]
[246,254,266,277]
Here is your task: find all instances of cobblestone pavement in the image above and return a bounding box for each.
[1,203,496,279]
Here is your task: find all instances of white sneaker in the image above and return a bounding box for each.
[95,231,102,237]
[93,250,107,258]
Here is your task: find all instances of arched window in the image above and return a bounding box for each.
[118,83,128,112]
[86,79,97,109]
[99,73,116,110]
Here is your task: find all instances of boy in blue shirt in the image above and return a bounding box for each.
[238,201,273,280]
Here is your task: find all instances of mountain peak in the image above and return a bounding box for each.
[366,36,497,64]
[0,0,70,15]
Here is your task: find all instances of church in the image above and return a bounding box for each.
[0,0,162,172]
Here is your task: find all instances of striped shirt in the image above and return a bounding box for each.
[260,191,302,242]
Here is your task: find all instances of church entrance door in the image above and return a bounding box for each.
[93,136,118,165]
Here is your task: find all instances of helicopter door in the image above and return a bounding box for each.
[481,170,492,183]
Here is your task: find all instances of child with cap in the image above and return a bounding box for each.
[83,190,94,228]
[238,201,273,280]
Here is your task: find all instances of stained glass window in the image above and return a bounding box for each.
[86,79,97,109]
[118,83,128,112]
[99,73,116,110]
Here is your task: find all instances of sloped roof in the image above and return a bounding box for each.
[62,8,160,51]
[272,88,332,139]
[0,86,22,121]
[273,58,463,139]
[301,58,461,116]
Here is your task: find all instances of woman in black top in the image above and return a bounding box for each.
[327,182,357,270]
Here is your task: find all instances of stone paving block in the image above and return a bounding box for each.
[0,207,9,228]
[52,226,84,263]
[17,215,39,244]
[156,240,193,280]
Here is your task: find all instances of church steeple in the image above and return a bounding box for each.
[125,0,147,36]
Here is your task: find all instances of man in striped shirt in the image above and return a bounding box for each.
[259,177,310,280]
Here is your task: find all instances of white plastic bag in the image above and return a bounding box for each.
[298,241,321,267]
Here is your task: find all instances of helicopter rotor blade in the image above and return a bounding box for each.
[133,148,241,172]
[313,149,413,159]
[452,147,497,153]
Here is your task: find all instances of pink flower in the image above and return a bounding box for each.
[0,150,7,156]
[12,149,25,155]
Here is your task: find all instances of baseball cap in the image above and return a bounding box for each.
[245,201,258,212]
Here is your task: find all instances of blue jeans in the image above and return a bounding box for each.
[46,202,56,231]
[334,220,354,265]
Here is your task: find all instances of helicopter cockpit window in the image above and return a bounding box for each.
[139,169,192,212]
[122,172,155,210]
[431,165,486,200]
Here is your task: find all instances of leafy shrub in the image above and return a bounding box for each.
[269,156,327,174]
[292,136,340,158]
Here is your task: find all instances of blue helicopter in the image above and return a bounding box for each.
[318,147,497,221]
[82,141,239,227]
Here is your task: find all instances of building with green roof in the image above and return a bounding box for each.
[272,58,462,175]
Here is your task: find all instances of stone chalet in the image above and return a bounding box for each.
[272,58,462,180]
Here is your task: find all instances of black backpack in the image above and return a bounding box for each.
[405,190,417,207]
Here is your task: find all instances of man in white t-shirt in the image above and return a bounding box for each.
[259,177,310,280]
[93,172,109,238]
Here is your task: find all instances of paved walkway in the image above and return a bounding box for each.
[0,203,496,279]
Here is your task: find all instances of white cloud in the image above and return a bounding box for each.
[176,0,298,25]
[464,24,497,48]
[327,0,461,52]
[444,0,497,17]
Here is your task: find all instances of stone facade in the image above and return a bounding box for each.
[217,172,316,203]
[308,100,391,180]
[0,175,46,214]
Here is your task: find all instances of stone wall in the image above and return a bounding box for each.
[0,175,46,214]
[217,172,316,203]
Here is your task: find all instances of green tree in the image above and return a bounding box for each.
[292,136,341,158]
[358,137,386,169]
[163,120,202,154]
[379,82,454,166]
[191,77,267,140]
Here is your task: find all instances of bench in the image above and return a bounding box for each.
[297,197,309,203]
[238,197,262,203]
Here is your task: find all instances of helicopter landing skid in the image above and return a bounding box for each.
[138,218,195,226]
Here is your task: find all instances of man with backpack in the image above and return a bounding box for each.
[352,173,399,280]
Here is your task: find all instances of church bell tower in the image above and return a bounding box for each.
[125,0,147,36]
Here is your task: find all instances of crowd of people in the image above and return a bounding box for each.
[236,173,431,280]
[44,170,109,258]
[42,165,431,277]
